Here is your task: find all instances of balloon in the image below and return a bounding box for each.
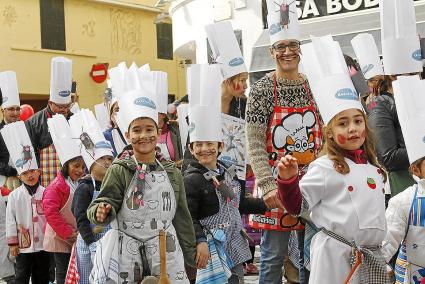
[20,104,34,121]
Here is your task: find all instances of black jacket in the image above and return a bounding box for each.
[367,92,410,172]
[0,120,17,177]
[25,106,72,162]
[183,161,267,242]
[72,175,102,245]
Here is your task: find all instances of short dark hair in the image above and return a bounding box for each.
[128,117,159,132]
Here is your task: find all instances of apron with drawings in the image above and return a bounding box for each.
[76,177,112,284]
[114,159,187,283]
[197,166,251,283]
[395,185,425,284]
[250,74,322,231]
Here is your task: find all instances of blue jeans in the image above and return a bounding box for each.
[259,230,290,284]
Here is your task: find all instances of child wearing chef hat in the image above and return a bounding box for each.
[277,35,390,284]
[1,121,50,283]
[183,64,266,284]
[87,62,196,284]
[382,75,425,284]
[43,114,86,284]
[67,108,114,284]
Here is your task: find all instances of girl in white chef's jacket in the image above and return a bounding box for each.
[276,108,390,284]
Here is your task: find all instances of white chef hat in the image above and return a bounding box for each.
[351,33,385,79]
[380,0,422,75]
[266,0,300,45]
[47,114,82,166]
[94,103,110,131]
[108,62,128,100]
[205,21,247,80]
[177,103,189,154]
[116,64,158,133]
[152,71,168,114]
[0,71,20,109]
[393,75,425,164]
[69,109,113,170]
[0,121,37,175]
[50,57,72,104]
[301,35,363,125]
[188,64,223,142]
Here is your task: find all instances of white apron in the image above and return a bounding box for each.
[307,158,387,284]
[0,191,14,278]
[91,160,188,283]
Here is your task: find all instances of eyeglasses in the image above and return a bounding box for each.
[51,102,73,111]
[4,107,21,112]
[272,41,301,53]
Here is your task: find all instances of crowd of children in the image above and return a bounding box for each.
[1,0,425,283]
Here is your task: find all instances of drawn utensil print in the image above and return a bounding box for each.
[272,110,317,165]
[150,218,158,230]
[146,243,158,255]
[119,272,129,284]
[126,239,142,255]
[162,192,172,211]
[274,0,296,29]
[175,271,185,281]
[166,233,176,253]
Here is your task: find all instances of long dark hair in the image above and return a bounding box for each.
[61,156,83,178]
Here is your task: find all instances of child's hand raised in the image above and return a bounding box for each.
[277,155,299,180]
[96,202,112,223]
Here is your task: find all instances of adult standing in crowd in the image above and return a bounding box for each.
[366,1,420,197]
[26,57,74,188]
[0,71,21,190]
[245,1,322,283]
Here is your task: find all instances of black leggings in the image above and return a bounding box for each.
[15,251,51,284]
[54,252,71,284]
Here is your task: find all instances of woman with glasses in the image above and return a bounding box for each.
[245,2,322,283]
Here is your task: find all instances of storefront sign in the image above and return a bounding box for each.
[295,0,421,20]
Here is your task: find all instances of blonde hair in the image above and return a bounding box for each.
[321,110,387,181]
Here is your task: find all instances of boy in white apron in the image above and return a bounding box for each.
[68,109,114,283]
[276,36,390,284]
[1,121,50,283]
[382,76,425,284]
[87,62,197,283]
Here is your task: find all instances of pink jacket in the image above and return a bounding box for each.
[42,172,74,240]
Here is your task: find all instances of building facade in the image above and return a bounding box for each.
[0,0,184,113]
[169,0,425,83]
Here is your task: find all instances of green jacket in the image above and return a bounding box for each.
[87,150,196,267]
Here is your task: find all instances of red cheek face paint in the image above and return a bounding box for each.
[234,82,241,91]
[337,134,347,145]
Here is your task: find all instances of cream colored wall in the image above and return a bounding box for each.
[0,0,185,111]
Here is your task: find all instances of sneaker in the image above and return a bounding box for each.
[245,263,259,275]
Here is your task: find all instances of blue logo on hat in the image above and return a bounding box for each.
[2,96,8,103]
[269,23,282,36]
[361,64,374,75]
[134,97,156,110]
[219,155,237,166]
[412,50,422,61]
[95,141,112,150]
[422,136,425,143]
[59,90,71,97]
[335,88,359,101]
[229,57,244,67]
[188,122,195,134]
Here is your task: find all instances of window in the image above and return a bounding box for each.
[262,0,268,29]
[156,23,173,60]
[40,0,66,51]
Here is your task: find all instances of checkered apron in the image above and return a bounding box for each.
[322,228,390,284]
[249,74,322,231]
[65,243,80,284]
[39,144,61,188]
[75,182,112,284]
